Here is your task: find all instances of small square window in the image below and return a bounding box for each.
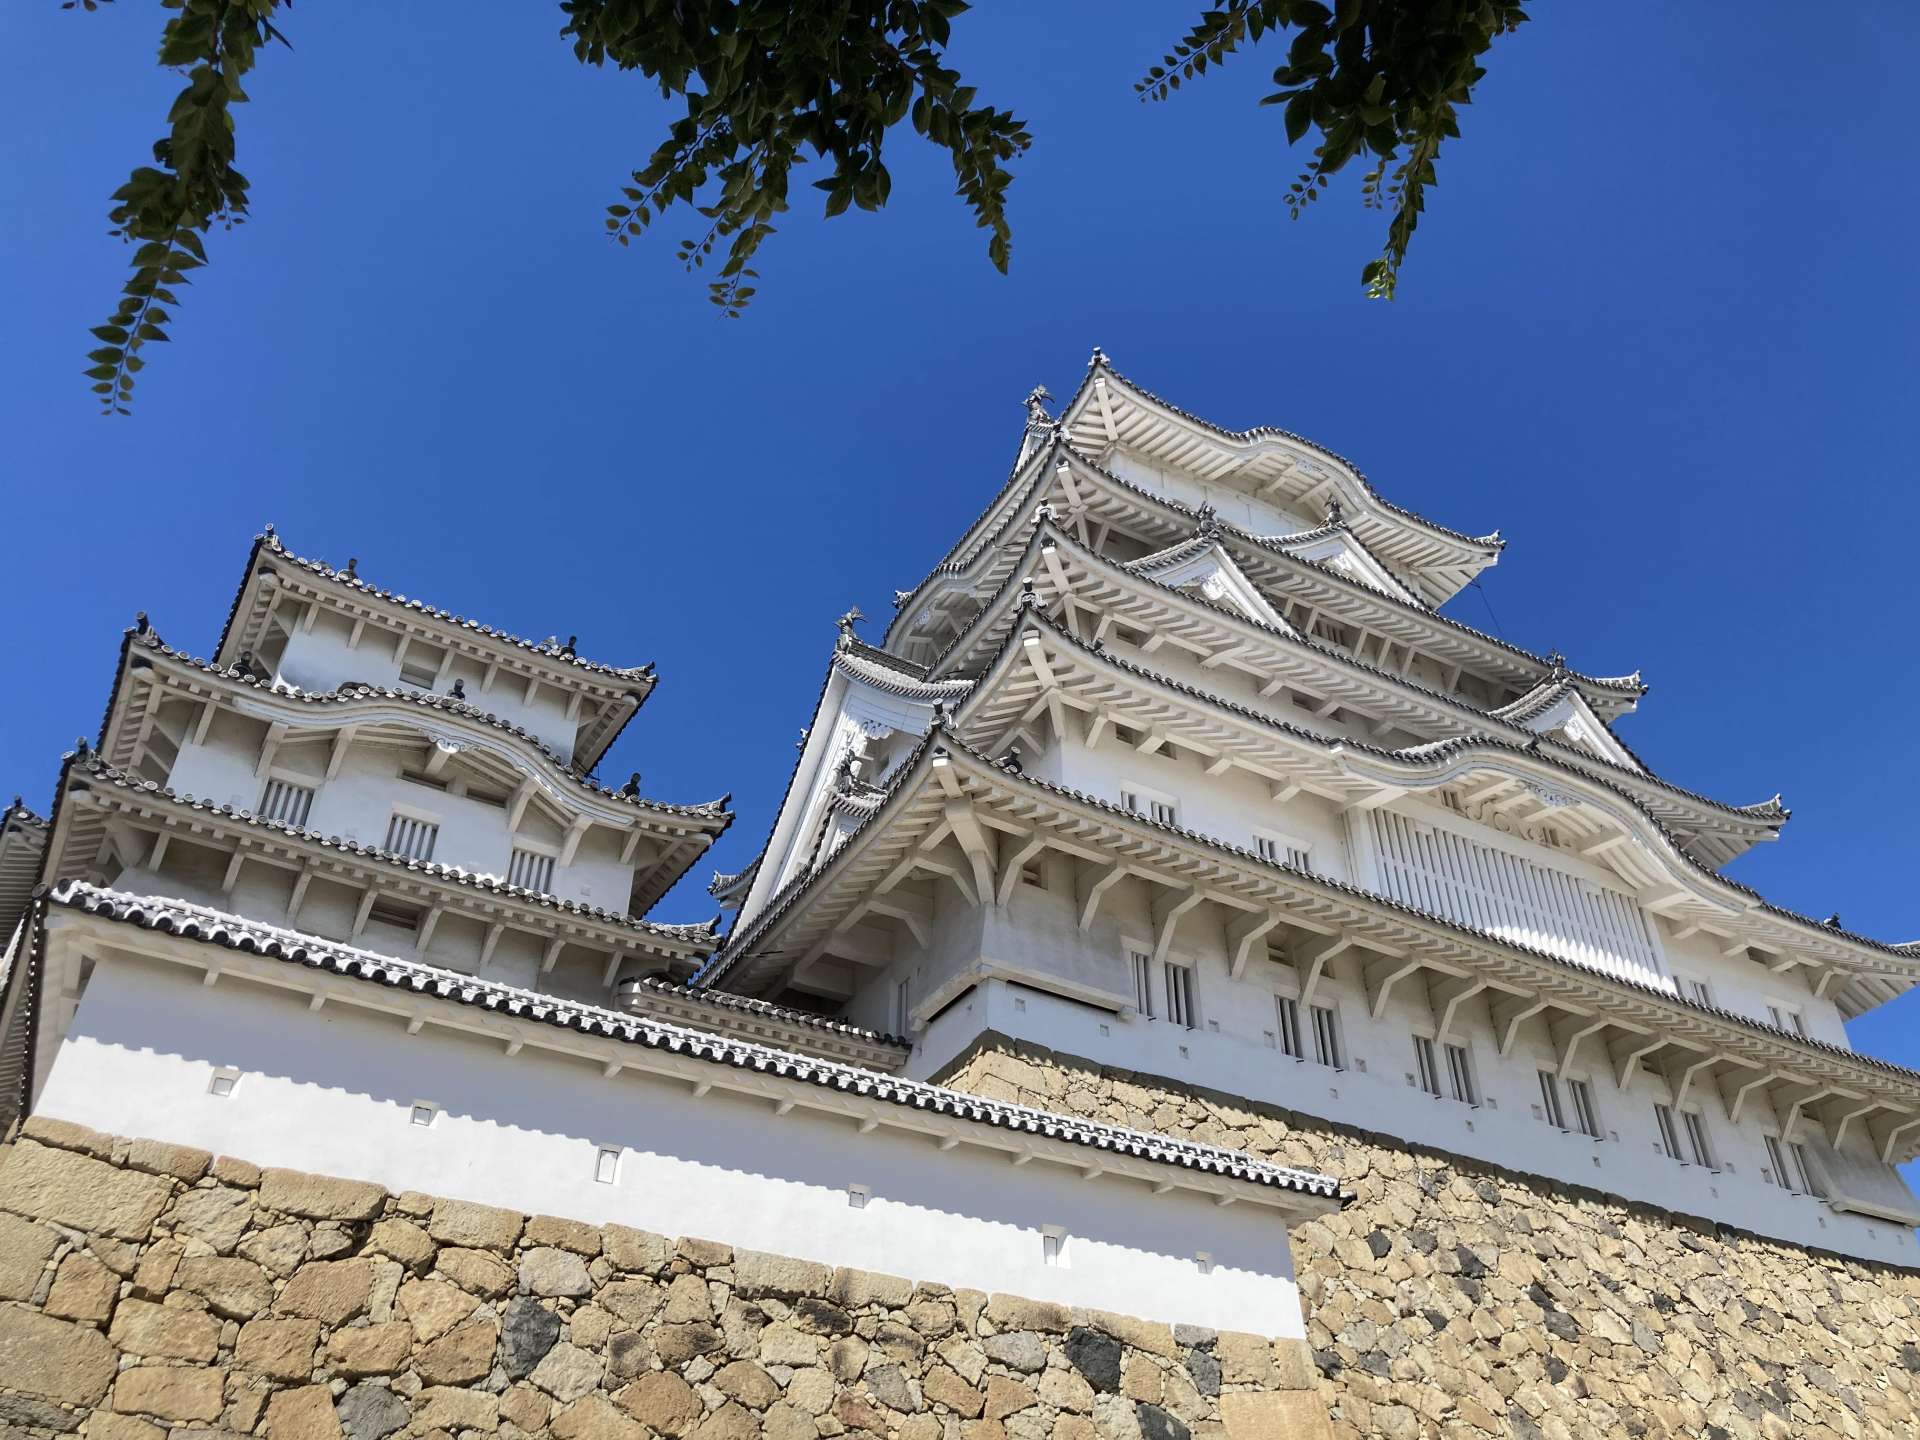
[409,1101,438,1128]
[595,1146,621,1185]
[1041,1229,1067,1266]
[1194,1252,1214,1275]
[208,1067,240,1098]
[847,1184,871,1210]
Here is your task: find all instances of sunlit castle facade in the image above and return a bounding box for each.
[714,351,1920,1265]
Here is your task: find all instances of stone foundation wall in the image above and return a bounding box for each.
[0,1118,1327,1440]
[938,1036,1920,1440]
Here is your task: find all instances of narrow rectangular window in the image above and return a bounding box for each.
[1310,1004,1342,1070]
[1653,1103,1683,1161]
[385,813,440,862]
[1444,1042,1477,1106]
[594,1146,620,1185]
[1567,1078,1601,1139]
[1164,963,1196,1029]
[1790,1141,1827,1198]
[1041,1231,1065,1266]
[398,659,439,690]
[508,847,555,893]
[1790,1011,1807,1036]
[1131,950,1156,1021]
[258,777,316,827]
[892,977,912,1034]
[1538,1070,1567,1130]
[1274,996,1303,1060]
[1255,834,1313,871]
[1764,1135,1793,1191]
[1413,1036,1442,1097]
[1150,799,1178,826]
[1682,1111,1714,1169]
[1681,977,1712,1006]
[1255,834,1280,863]
[1288,844,1313,871]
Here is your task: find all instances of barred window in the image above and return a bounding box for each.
[258,777,316,827]
[507,847,555,892]
[385,813,440,862]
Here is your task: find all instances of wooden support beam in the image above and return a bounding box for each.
[325,725,361,780]
[220,850,247,896]
[479,923,504,968]
[1492,996,1553,1056]
[1151,887,1206,967]
[1227,912,1281,981]
[1365,955,1425,1021]
[944,799,996,902]
[540,936,566,974]
[286,869,311,923]
[1831,1099,1881,1150]
[417,906,444,954]
[1666,1052,1719,1111]
[1727,1070,1779,1126]
[1552,1014,1611,1080]
[1078,860,1128,933]
[559,816,593,867]
[253,722,289,779]
[1609,1033,1666,1092]
[1293,935,1351,1008]
[993,831,1048,907]
[1879,1116,1920,1166]
[350,889,379,940]
[507,780,536,833]
[1430,977,1487,1045]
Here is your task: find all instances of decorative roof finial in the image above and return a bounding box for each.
[1001,744,1023,774]
[836,605,865,633]
[134,611,149,635]
[75,736,90,755]
[1019,577,1038,607]
[1195,501,1219,537]
[1825,913,1843,929]
[796,727,811,751]
[450,678,466,700]
[1325,497,1344,527]
[893,589,913,609]
[1546,650,1568,677]
[1089,346,1108,368]
[563,635,578,657]
[931,700,949,727]
[1033,501,1055,526]
[1024,384,1054,419]
[263,522,276,538]
[622,772,642,797]
[344,557,358,579]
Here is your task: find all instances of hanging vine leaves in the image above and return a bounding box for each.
[1136,0,1530,298]
[74,0,1526,411]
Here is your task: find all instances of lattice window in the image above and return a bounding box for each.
[1369,810,1660,979]
[385,813,440,862]
[1568,1078,1601,1139]
[1274,996,1304,1060]
[258,777,316,827]
[508,847,555,892]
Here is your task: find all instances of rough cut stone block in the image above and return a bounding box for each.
[46,1250,119,1323]
[530,1340,607,1404]
[277,1258,375,1325]
[526,1213,602,1255]
[986,1293,1072,1334]
[614,1373,701,1435]
[828,1266,915,1310]
[364,1218,434,1270]
[427,1197,523,1252]
[413,1387,499,1433]
[602,1224,671,1274]
[263,1385,345,1440]
[0,1304,120,1405]
[501,1296,563,1380]
[176,1253,274,1320]
[335,1383,409,1440]
[327,1320,414,1376]
[86,1413,167,1440]
[520,1245,592,1298]
[113,1366,228,1423]
[417,1317,501,1387]
[1219,1392,1333,1440]
[165,1186,257,1254]
[211,1155,263,1188]
[125,1137,213,1183]
[435,1246,513,1298]
[0,1210,59,1300]
[237,1316,323,1381]
[109,1297,222,1361]
[259,1168,386,1222]
[0,1139,174,1240]
[732,1247,831,1300]
[21,1115,114,1157]
[396,1276,483,1342]
[553,1394,650,1440]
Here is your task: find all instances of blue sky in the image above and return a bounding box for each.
[5,3,1916,1092]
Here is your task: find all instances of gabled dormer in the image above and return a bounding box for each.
[1492,673,1645,774]
[1258,506,1426,608]
[1125,520,1292,632]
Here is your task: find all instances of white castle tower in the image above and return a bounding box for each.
[713,351,1920,1265]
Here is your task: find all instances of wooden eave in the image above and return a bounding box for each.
[954,615,1875,1004]
[98,643,725,911]
[716,737,1920,1163]
[41,762,715,986]
[924,523,1771,866]
[218,550,649,770]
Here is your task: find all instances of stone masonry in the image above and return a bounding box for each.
[0,1118,1327,1440]
[939,1036,1920,1440]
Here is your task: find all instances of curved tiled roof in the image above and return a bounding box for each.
[1066,352,1503,552]
[119,627,730,825]
[58,752,721,950]
[46,882,1340,1203]
[220,528,656,684]
[714,731,1920,1081]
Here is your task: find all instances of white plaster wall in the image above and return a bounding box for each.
[274,608,580,760]
[163,716,632,913]
[38,956,1312,1339]
[904,976,1917,1266]
[1104,453,1312,538]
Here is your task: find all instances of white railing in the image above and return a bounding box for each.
[1368,810,1661,984]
